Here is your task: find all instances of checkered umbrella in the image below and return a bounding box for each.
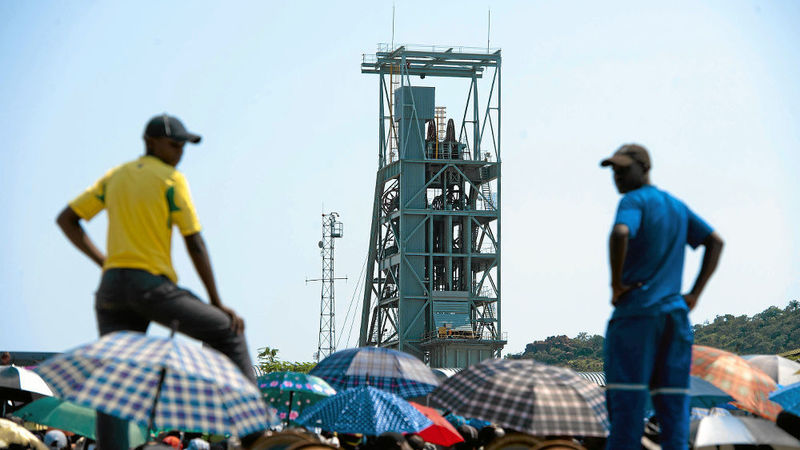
[295,385,432,435]
[691,345,783,421]
[258,372,336,424]
[429,359,609,437]
[34,331,275,436]
[309,347,439,398]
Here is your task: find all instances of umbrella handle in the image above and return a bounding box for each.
[286,391,294,427]
[147,320,178,437]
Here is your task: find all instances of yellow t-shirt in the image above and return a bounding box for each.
[69,155,202,282]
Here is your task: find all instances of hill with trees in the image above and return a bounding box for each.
[507,301,800,371]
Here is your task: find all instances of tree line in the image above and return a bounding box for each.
[506,300,800,371]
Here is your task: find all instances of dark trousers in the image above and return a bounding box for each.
[604,309,692,450]
[94,269,256,450]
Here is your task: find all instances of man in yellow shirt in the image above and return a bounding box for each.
[57,114,253,449]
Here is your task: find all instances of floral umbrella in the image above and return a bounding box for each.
[691,345,783,421]
[258,372,336,424]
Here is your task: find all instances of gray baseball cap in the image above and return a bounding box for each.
[144,114,201,144]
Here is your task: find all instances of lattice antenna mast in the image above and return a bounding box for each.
[307,212,345,362]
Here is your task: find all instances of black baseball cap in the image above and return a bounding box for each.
[144,114,201,144]
[600,143,651,170]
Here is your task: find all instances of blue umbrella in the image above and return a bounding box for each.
[689,376,734,408]
[310,347,439,398]
[770,381,800,416]
[257,372,336,424]
[296,385,432,435]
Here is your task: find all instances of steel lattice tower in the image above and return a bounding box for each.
[313,212,343,362]
[358,45,506,368]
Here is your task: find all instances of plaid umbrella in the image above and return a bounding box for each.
[296,385,432,435]
[691,345,783,421]
[770,381,800,416]
[429,359,609,437]
[309,347,439,398]
[0,365,53,402]
[258,372,336,423]
[35,331,275,436]
[409,401,464,447]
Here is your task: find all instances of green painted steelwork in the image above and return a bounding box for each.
[359,45,505,368]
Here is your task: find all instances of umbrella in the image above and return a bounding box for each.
[771,382,800,416]
[691,345,783,420]
[296,385,432,435]
[309,347,439,398]
[0,364,53,402]
[688,375,733,408]
[35,330,275,437]
[258,371,336,424]
[743,355,800,385]
[0,418,48,450]
[429,358,609,437]
[691,416,800,448]
[409,401,464,447]
[13,396,148,445]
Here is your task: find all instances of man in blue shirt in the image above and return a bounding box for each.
[601,144,724,449]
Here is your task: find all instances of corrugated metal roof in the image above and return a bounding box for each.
[577,371,606,387]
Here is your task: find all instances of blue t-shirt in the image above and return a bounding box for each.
[612,185,713,318]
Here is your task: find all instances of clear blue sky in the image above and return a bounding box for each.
[1,1,798,363]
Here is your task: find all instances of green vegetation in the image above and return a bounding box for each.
[257,346,316,374]
[507,301,800,370]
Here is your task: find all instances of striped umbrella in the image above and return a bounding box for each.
[691,345,783,421]
[429,358,609,437]
[35,331,276,436]
[258,372,335,424]
[309,347,439,398]
[296,385,431,435]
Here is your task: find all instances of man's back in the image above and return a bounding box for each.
[69,155,201,282]
[613,185,711,318]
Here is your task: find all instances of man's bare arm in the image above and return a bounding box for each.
[608,223,633,305]
[56,206,105,268]
[683,231,724,311]
[184,232,244,334]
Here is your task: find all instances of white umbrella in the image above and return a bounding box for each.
[691,416,800,449]
[0,365,53,401]
[743,355,800,386]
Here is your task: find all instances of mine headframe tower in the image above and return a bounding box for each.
[358,44,506,368]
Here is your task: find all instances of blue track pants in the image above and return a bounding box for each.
[604,309,692,450]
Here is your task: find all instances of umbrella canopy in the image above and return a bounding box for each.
[689,375,733,408]
[691,345,783,420]
[0,365,53,402]
[296,385,432,435]
[409,401,464,447]
[0,418,48,450]
[35,331,275,437]
[429,358,609,437]
[258,372,336,423]
[309,347,439,398]
[743,355,800,386]
[691,416,800,448]
[771,382,800,417]
[14,396,148,445]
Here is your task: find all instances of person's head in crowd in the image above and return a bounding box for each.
[1,352,11,365]
[186,438,210,450]
[162,436,183,450]
[778,411,800,440]
[478,425,505,447]
[339,433,363,450]
[44,430,68,450]
[454,424,478,450]
[404,433,425,450]
[373,432,412,450]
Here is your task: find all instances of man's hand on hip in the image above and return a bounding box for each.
[217,304,245,335]
[683,293,699,311]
